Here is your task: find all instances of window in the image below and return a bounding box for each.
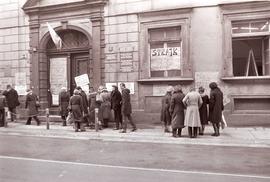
[231,19,270,76]
[149,27,181,77]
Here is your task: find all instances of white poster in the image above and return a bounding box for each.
[118,82,135,95]
[153,85,170,96]
[15,72,27,95]
[75,74,90,93]
[105,83,117,92]
[50,57,67,105]
[150,47,181,71]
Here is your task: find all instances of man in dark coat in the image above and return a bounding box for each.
[209,82,224,137]
[169,86,185,137]
[161,86,173,133]
[25,89,40,125]
[111,85,122,130]
[0,90,7,127]
[3,85,20,122]
[59,87,70,126]
[76,86,89,126]
[119,83,136,133]
[88,87,97,128]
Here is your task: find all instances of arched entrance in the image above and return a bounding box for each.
[42,28,92,107]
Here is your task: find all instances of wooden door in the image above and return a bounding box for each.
[70,54,90,93]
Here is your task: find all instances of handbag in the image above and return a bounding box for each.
[66,112,74,125]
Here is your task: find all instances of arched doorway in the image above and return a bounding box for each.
[45,28,92,107]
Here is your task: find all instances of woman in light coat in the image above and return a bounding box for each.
[182,87,203,138]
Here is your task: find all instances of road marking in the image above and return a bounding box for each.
[0,155,269,179]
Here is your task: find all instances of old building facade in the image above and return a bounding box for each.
[0,0,269,125]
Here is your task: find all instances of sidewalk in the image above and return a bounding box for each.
[0,121,270,148]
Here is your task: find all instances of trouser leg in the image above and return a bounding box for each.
[193,127,198,138]
[103,119,109,128]
[0,110,4,127]
[212,123,218,136]
[121,114,127,132]
[9,107,16,121]
[188,127,193,138]
[199,125,205,135]
[114,109,121,129]
[172,128,177,137]
[127,114,136,130]
[74,122,79,132]
[216,123,220,136]
[33,116,40,125]
[177,128,182,137]
[26,117,32,125]
[62,116,67,126]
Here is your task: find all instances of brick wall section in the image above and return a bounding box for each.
[0,0,30,91]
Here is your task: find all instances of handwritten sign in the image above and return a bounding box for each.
[75,74,90,93]
[50,57,67,105]
[150,47,181,71]
[15,72,27,95]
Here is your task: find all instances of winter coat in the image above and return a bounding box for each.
[160,92,172,124]
[169,91,185,129]
[59,91,70,117]
[111,89,122,111]
[209,88,224,124]
[80,91,88,114]
[25,93,39,116]
[121,88,132,115]
[0,95,7,110]
[88,92,97,122]
[3,89,20,108]
[100,92,111,120]
[69,95,84,122]
[199,94,209,125]
[182,91,203,127]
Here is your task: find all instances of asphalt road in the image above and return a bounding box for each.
[0,134,270,182]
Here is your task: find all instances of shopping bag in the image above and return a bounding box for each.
[221,112,227,129]
[66,112,74,125]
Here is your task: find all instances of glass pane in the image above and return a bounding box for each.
[165,27,181,40]
[232,22,250,34]
[167,42,181,47]
[150,43,164,49]
[151,71,164,77]
[232,38,263,76]
[168,70,181,77]
[149,28,165,41]
[251,20,269,33]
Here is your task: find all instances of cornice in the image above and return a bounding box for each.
[23,0,108,15]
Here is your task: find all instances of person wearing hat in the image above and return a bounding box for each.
[69,89,85,132]
[76,86,89,126]
[111,85,122,130]
[169,85,185,137]
[99,87,111,128]
[209,82,224,137]
[198,86,209,135]
[3,85,20,122]
[160,86,173,133]
[25,88,40,125]
[58,87,70,126]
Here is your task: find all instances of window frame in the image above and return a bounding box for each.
[138,9,193,83]
[222,5,270,80]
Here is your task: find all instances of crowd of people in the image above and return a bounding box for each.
[59,82,137,133]
[0,82,224,138]
[161,82,224,138]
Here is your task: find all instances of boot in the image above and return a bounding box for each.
[177,128,182,137]
[188,127,193,138]
[172,129,177,137]
[199,125,205,135]
[216,123,220,136]
[63,120,67,126]
[193,127,198,138]
[164,125,170,133]
[211,124,218,136]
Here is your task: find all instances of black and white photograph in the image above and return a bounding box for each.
[0,0,270,181]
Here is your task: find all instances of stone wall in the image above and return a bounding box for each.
[0,0,30,92]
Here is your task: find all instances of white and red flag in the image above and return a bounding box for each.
[46,22,62,49]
